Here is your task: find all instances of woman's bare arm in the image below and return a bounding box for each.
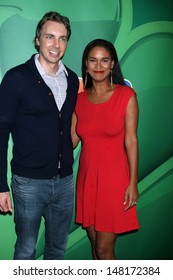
[71,112,80,149]
[124,94,139,211]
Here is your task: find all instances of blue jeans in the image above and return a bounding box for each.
[11,174,74,260]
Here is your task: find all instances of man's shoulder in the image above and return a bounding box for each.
[4,55,38,81]
[64,66,79,92]
[64,65,78,79]
[6,62,26,75]
[6,55,35,75]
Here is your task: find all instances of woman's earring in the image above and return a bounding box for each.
[110,70,113,88]
[84,72,88,88]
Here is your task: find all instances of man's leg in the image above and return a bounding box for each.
[11,174,47,260]
[43,174,74,260]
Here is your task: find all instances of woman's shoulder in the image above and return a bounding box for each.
[116,84,136,98]
[77,90,87,99]
[76,90,87,109]
[114,85,137,109]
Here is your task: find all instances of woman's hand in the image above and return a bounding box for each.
[123,183,139,211]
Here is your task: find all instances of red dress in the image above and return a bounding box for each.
[75,85,139,234]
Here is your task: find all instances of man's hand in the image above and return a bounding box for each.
[0,192,13,213]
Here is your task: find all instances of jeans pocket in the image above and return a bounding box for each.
[12,174,32,186]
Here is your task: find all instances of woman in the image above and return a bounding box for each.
[71,39,139,260]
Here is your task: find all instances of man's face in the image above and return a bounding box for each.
[36,20,68,70]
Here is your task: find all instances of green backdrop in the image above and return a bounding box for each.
[0,0,173,260]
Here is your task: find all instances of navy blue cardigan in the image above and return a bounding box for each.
[0,55,79,192]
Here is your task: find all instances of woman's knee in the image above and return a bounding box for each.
[95,244,114,260]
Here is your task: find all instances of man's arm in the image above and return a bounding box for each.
[0,192,13,213]
[0,71,17,210]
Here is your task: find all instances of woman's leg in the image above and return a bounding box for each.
[86,225,98,259]
[86,226,118,260]
[95,231,118,260]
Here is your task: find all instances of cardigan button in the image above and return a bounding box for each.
[48,92,52,96]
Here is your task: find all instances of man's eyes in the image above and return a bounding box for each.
[45,35,67,42]
[60,37,68,42]
[45,35,53,39]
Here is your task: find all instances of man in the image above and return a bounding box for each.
[0,11,79,260]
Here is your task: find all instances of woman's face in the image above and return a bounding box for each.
[86,46,114,83]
